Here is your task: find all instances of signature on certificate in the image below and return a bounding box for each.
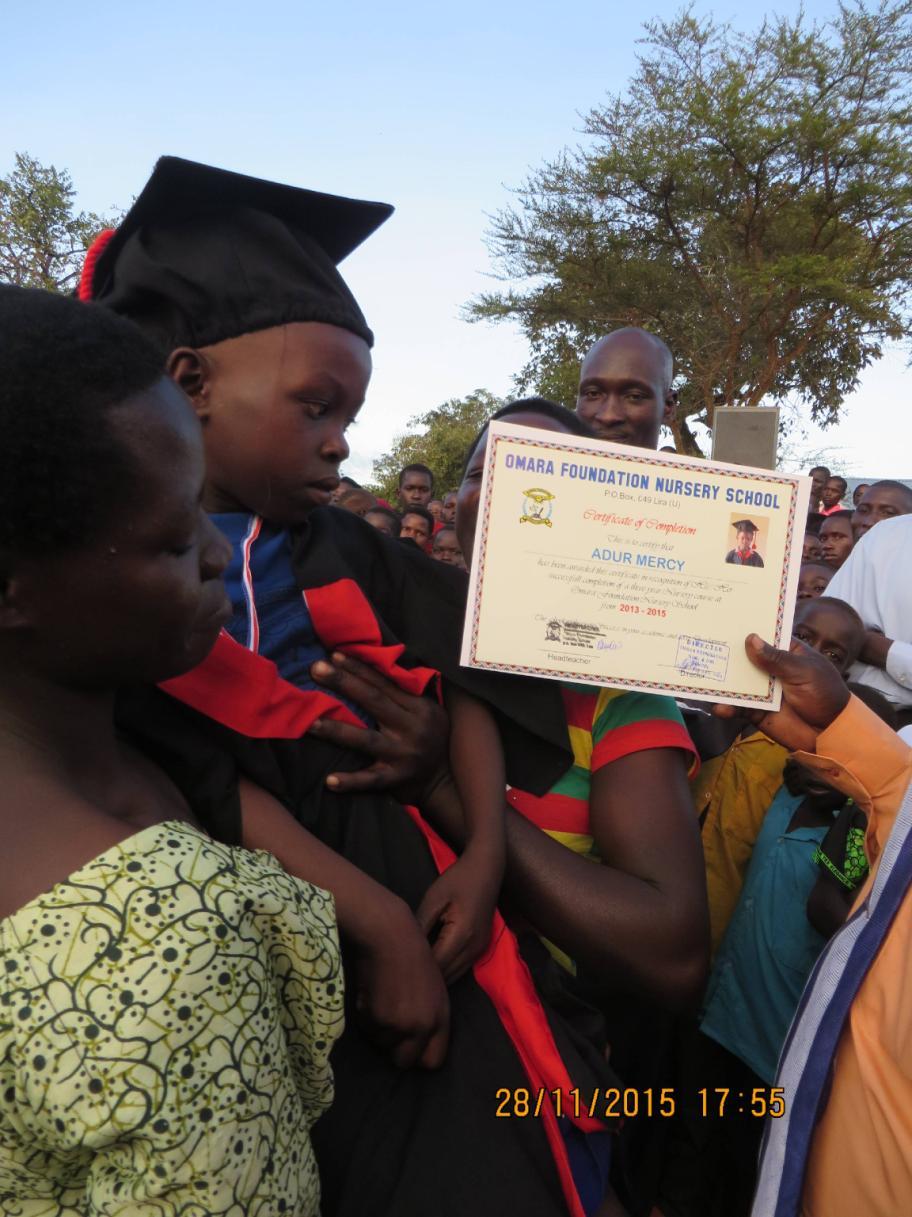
[544,619,616,650]
[674,636,730,683]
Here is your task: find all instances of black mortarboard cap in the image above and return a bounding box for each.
[732,519,760,532]
[82,156,392,349]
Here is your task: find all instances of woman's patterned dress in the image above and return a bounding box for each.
[0,820,342,1215]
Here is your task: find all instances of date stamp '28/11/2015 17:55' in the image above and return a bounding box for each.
[494,1087,785,1120]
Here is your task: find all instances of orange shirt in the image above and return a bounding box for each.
[789,698,912,1216]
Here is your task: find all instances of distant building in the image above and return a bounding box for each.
[843,477,912,508]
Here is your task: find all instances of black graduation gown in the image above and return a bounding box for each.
[118,508,619,1217]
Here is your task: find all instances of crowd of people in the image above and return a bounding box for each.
[0,154,910,1217]
[332,467,467,569]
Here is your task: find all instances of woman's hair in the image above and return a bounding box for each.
[0,286,165,556]
[461,397,594,480]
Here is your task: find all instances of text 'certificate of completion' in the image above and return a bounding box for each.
[460,422,811,710]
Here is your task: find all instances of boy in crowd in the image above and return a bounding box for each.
[441,491,457,526]
[397,462,435,510]
[852,481,871,507]
[803,530,824,562]
[432,527,465,567]
[335,484,377,518]
[820,475,847,515]
[808,465,830,512]
[818,509,854,569]
[364,504,401,536]
[400,505,434,550]
[852,478,912,540]
[798,562,834,600]
[427,498,444,521]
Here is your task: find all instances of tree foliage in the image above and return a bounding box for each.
[470,1,912,453]
[0,153,116,293]
[368,389,505,501]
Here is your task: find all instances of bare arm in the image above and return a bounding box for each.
[411,686,507,982]
[444,684,505,871]
[423,748,709,1012]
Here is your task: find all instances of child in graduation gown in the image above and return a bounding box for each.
[89,157,621,1217]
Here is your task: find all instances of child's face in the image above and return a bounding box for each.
[802,532,823,563]
[400,513,431,545]
[792,599,863,673]
[337,489,376,518]
[797,562,833,600]
[365,509,397,537]
[191,321,371,525]
[432,529,464,566]
[810,469,828,500]
[819,516,853,568]
[821,479,845,508]
[736,528,755,550]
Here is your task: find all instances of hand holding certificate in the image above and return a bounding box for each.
[460,422,811,710]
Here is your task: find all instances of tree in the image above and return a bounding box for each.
[469,2,912,454]
[0,153,116,293]
[368,390,505,501]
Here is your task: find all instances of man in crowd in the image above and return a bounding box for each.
[397,462,435,511]
[732,634,912,1217]
[399,505,434,551]
[818,511,854,570]
[852,479,912,541]
[576,326,676,448]
[828,515,912,724]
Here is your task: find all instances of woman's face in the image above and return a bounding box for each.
[456,412,576,568]
[14,378,232,689]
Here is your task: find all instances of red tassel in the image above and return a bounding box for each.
[77,228,117,301]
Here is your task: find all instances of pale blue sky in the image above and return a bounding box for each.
[4,0,906,484]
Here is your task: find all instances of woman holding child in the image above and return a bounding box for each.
[0,287,343,1212]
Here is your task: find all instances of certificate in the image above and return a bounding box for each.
[460,422,812,710]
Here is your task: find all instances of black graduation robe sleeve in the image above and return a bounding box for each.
[291,507,573,795]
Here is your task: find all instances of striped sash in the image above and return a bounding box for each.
[751,777,912,1216]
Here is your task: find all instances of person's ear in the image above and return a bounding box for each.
[167,348,213,422]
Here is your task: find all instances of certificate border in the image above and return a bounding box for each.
[463,424,806,709]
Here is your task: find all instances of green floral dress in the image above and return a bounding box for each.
[0,820,343,1215]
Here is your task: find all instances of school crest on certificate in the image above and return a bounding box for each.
[460,422,811,710]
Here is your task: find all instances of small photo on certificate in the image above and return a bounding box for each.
[460,422,812,711]
[724,515,768,569]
